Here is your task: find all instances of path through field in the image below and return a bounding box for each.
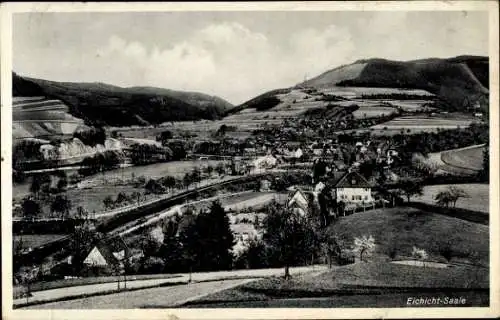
[17,265,325,309]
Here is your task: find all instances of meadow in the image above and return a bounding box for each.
[441,145,485,171]
[329,207,489,266]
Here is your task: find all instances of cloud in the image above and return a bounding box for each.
[93,22,355,104]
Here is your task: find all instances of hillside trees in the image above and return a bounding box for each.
[78,151,121,176]
[73,127,106,146]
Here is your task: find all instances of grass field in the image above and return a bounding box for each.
[329,207,489,266]
[81,160,228,183]
[12,185,154,218]
[441,145,485,171]
[424,145,485,175]
[14,234,68,250]
[352,106,397,119]
[414,184,489,213]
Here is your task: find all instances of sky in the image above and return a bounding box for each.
[13,11,489,104]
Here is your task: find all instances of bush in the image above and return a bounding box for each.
[140,257,165,274]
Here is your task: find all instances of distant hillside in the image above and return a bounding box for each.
[300,56,489,110]
[226,88,292,115]
[12,73,233,126]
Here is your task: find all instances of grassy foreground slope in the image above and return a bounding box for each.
[329,207,488,266]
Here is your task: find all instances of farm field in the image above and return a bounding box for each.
[329,207,489,266]
[414,184,489,213]
[371,115,478,132]
[352,106,397,119]
[319,86,435,98]
[12,97,85,140]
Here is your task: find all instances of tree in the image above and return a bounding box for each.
[434,186,468,208]
[398,179,423,203]
[447,186,469,207]
[55,172,68,193]
[30,174,51,199]
[478,145,489,181]
[161,176,177,191]
[262,200,316,279]
[205,165,214,177]
[178,202,234,276]
[103,196,114,210]
[131,191,141,204]
[195,201,234,270]
[182,172,193,189]
[51,195,72,219]
[140,229,161,259]
[76,206,88,220]
[157,130,173,142]
[21,198,40,220]
[115,192,129,205]
[434,190,452,207]
[411,246,428,261]
[70,221,101,267]
[216,163,226,176]
[352,235,376,262]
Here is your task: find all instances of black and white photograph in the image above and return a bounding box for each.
[1,1,499,318]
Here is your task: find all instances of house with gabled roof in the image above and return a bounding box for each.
[288,188,311,217]
[327,171,374,204]
[81,237,129,275]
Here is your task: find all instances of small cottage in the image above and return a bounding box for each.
[81,238,129,276]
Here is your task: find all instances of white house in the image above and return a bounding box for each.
[288,189,310,217]
[40,144,59,160]
[294,148,304,159]
[329,171,374,204]
[81,238,128,274]
[252,154,278,169]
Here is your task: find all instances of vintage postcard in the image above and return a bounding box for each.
[1,1,499,319]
